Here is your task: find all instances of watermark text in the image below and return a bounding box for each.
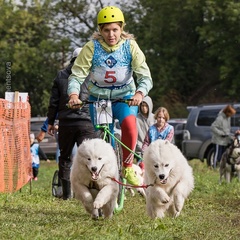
[5,62,12,92]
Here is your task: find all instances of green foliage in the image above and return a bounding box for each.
[196,0,240,98]
[123,0,240,115]
[0,0,71,116]
[0,160,240,239]
[1,0,240,117]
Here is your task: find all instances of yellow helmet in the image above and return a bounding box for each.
[97,6,125,25]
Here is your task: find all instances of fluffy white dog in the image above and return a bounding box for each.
[143,139,194,219]
[70,138,119,219]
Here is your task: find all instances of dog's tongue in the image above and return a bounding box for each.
[160,179,167,184]
[92,172,98,181]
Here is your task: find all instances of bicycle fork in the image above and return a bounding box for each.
[114,177,127,213]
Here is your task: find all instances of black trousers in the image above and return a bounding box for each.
[32,167,39,178]
[58,121,96,181]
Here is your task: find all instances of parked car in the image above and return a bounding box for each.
[30,117,57,157]
[181,103,240,166]
[168,118,187,150]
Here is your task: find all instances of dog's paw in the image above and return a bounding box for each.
[174,211,180,218]
[92,209,99,220]
[93,200,103,210]
[137,188,146,198]
[159,194,170,204]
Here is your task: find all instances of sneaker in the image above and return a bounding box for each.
[124,166,140,186]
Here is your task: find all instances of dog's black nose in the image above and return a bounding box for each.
[159,174,165,180]
[91,166,97,172]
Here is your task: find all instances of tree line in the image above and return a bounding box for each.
[1,0,239,117]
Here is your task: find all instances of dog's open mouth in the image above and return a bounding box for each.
[87,164,104,181]
[91,172,100,181]
[159,178,168,184]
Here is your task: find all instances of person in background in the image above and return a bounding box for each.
[67,6,153,186]
[36,118,59,162]
[53,122,78,163]
[142,107,174,154]
[211,104,236,169]
[136,96,155,169]
[47,47,96,200]
[30,133,50,181]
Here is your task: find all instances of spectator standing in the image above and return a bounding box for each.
[47,48,96,200]
[67,6,153,186]
[142,107,174,154]
[136,96,155,166]
[211,104,236,168]
[30,133,50,181]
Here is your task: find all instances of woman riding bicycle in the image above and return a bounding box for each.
[68,6,153,186]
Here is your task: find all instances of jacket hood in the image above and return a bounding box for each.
[139,96,153,118]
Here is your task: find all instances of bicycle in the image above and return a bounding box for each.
[52,145,77,199]
[52,169,62,198]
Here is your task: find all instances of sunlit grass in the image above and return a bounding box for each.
[0,160,240,240]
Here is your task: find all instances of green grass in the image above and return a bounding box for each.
[0,160,240,240]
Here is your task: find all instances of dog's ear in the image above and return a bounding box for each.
[164,140,170,145]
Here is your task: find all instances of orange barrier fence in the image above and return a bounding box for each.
[0,99,32,193]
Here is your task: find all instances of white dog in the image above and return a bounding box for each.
[143,139,194,219]
[219,137,240,183]
[70,138,119,219]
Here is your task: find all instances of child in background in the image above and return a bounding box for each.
[142,107,174,154]
[30,133,50,181]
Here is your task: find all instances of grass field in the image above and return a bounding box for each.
[0,159,240,240]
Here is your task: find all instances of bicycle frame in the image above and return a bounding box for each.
[92,99,142,158]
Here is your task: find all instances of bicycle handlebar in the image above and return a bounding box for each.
[66,98,133,109]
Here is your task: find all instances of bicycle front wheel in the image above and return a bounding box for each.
[114,133,123,171]
[113,133,126,212]
[52,170,62,198]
